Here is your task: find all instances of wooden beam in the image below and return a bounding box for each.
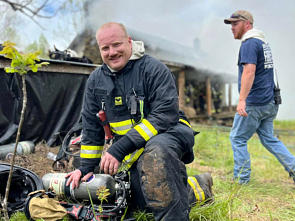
[228,83,232,111]
[221,83,226,107]
[0,56,98,75]
[206,77,212,116]
[178,71,185,110]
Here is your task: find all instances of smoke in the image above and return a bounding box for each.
[85,0,295,120]
[225,0,295,120]
[3,0,292,119]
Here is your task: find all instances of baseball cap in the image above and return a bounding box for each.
[224,10,254,24]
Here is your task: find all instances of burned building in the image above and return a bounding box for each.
[67,27,237,120]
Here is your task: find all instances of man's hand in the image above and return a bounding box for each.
[237,100,248,117]
[65,170,94,189]
[100,152,120,175]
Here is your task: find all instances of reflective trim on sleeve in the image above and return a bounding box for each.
[188,176,205,202]
[110,119,133,135]
[121,147,144,169]
[80,145,103,159]
[134,119,158,141]
[179,119,192,128]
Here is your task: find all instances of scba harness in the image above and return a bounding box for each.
[24,171,134,221]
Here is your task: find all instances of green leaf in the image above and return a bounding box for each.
[11,59,21,68]
[31,66,38,72]
[1,41,49,76]
[5,67,18,73]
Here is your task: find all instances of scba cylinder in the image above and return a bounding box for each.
[42,173,116,203]
[0,141,35,160]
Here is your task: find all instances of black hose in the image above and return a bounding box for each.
[100,177,127,213]
[61,125,81,157]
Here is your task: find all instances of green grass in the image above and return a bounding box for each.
[274,120,295,130]
[7,211,70,221]
[188,121,295,220]
[3,121,295,221]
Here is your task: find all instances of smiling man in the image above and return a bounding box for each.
[65,22,214,220]
[224,10,295,184]
[97,23,132,71]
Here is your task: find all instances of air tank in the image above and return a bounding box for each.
[42,173,116,203]
[0,141,35,160]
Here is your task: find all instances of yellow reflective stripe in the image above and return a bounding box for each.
[142,119,157,135]
[80,153,102,158]
[188,176,205,202]
[111,128,131,135]
[179,119,191,128]
[80,145,103,159]
[110,119,133,127]
[110,119,133,135]
[81,145,104,150]
[122,148,144,169]
[134,125,150,141]
[188,177,200,202]
[134,119,158,141]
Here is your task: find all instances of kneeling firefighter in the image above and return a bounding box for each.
[65,22,213,221]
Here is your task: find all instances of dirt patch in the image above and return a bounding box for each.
[0,143,72,178]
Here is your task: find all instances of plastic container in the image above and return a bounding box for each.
[42,173,116,203]
[0,141,35,160]
[47,152,57,161]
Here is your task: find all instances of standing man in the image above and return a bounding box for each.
[224,10,295,184]
[65,22,213,220]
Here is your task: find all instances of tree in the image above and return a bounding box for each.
[25,34,50,58]
[0,41,49,220]
[0,0,85,27]
[0,0,86,54]
[0,0,61,27]
[0,27,20,46]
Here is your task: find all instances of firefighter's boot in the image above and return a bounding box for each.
[187,172,214,207]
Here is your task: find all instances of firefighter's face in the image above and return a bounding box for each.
[97,24,132,71]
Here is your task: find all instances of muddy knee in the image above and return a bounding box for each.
[138,147,173,208]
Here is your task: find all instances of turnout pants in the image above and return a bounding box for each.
[130,124,193,221]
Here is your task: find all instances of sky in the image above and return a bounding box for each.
[1,0,294,120]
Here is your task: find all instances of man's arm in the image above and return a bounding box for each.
[105,57,179,166]
[66,72,105,187]
[237,63,256,116]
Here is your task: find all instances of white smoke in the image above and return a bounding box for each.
[84,0,295,120]
[3,0,293,119]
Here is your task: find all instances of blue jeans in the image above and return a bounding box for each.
[230,102,295,184]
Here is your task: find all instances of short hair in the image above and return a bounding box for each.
[96,22,128,40]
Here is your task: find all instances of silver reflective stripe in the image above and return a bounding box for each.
[80,149,102,155]
[110,119,133,135]
[122,148,145,169]
[111,124,132,131]
[124,150,138,163]
[138,123,154,138]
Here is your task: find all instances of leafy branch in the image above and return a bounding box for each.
[96,186,110,213]
[0,41,49,220]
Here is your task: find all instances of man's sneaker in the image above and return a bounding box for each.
[187,172,214,207]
